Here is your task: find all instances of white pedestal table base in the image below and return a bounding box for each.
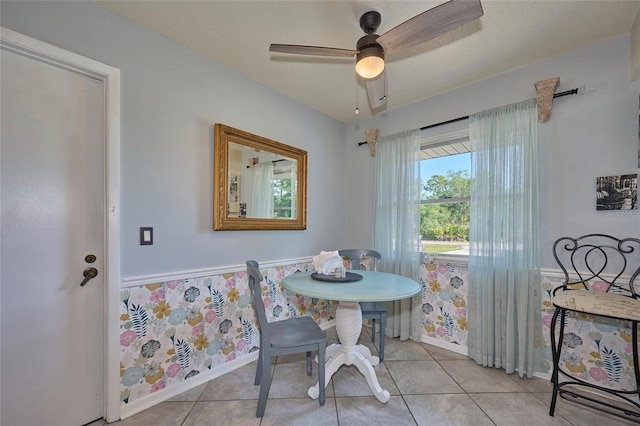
[308,301,390,403]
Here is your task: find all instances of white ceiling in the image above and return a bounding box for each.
[95,1,640,124]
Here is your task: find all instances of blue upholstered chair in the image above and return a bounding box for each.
[246,260,326,417]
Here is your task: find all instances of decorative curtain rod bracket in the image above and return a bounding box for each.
[356,128,378,156]
[534,77,560,122]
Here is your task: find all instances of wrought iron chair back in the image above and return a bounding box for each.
[552,234,640,297]
[549,234,640,421]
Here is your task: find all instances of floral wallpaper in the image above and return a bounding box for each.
[540,276,638,391]
[418,262,469,347]
[118,262,335,405]
[119,258,636,407]
[417,261,637,393]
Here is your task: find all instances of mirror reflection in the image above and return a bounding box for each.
[227,141,297,219]
[214,124,307,231]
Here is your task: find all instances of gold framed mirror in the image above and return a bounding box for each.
[214,124,307,230]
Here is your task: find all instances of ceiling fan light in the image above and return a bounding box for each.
[356,46,385,79]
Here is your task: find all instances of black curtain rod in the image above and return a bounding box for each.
[420,88,578,130]
[357,87,579,146]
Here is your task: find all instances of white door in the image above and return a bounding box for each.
[1,46,105,425]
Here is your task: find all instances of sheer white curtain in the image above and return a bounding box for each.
[374,129,423,341]
[250,161,274,218]
[468,98,543,377]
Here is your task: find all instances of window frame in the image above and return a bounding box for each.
[419,129,471,261]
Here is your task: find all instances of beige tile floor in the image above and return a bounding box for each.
[100,326,640,426]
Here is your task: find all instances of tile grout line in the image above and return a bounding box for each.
[430,352,499,425]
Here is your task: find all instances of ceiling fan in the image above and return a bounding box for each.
[269,0,483,110]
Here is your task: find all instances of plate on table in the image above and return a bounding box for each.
[311,272,362,283]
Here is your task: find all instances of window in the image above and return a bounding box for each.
[419,129,470,256]
[272,161,295,218]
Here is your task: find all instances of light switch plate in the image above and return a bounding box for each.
[140,227,153,245]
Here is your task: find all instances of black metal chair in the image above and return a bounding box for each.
[338,249,387,360]
[549,235,640,421]
[246,260,326,417]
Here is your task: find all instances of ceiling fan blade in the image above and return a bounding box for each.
[377,0,483,55]
[269,44,357,57]
[366,70,388,110]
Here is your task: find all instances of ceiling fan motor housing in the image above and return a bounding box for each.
[357,34,384,60]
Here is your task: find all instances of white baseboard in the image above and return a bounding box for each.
[119,351,259,420]
[534,371,551,381]
[419,336,468,356]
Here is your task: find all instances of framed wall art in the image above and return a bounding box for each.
[596,174,638,210]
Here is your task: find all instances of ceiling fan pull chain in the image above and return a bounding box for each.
[355,76,360,115]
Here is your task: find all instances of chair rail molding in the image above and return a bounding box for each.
[120,256,314,288]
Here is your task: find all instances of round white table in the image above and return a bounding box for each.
[282,270,421,403]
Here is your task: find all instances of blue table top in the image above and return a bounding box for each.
[282,270,421,302]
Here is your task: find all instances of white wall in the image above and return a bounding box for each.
[632,8,639,81]
[345,35,640,269]
[1,1,349,277]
